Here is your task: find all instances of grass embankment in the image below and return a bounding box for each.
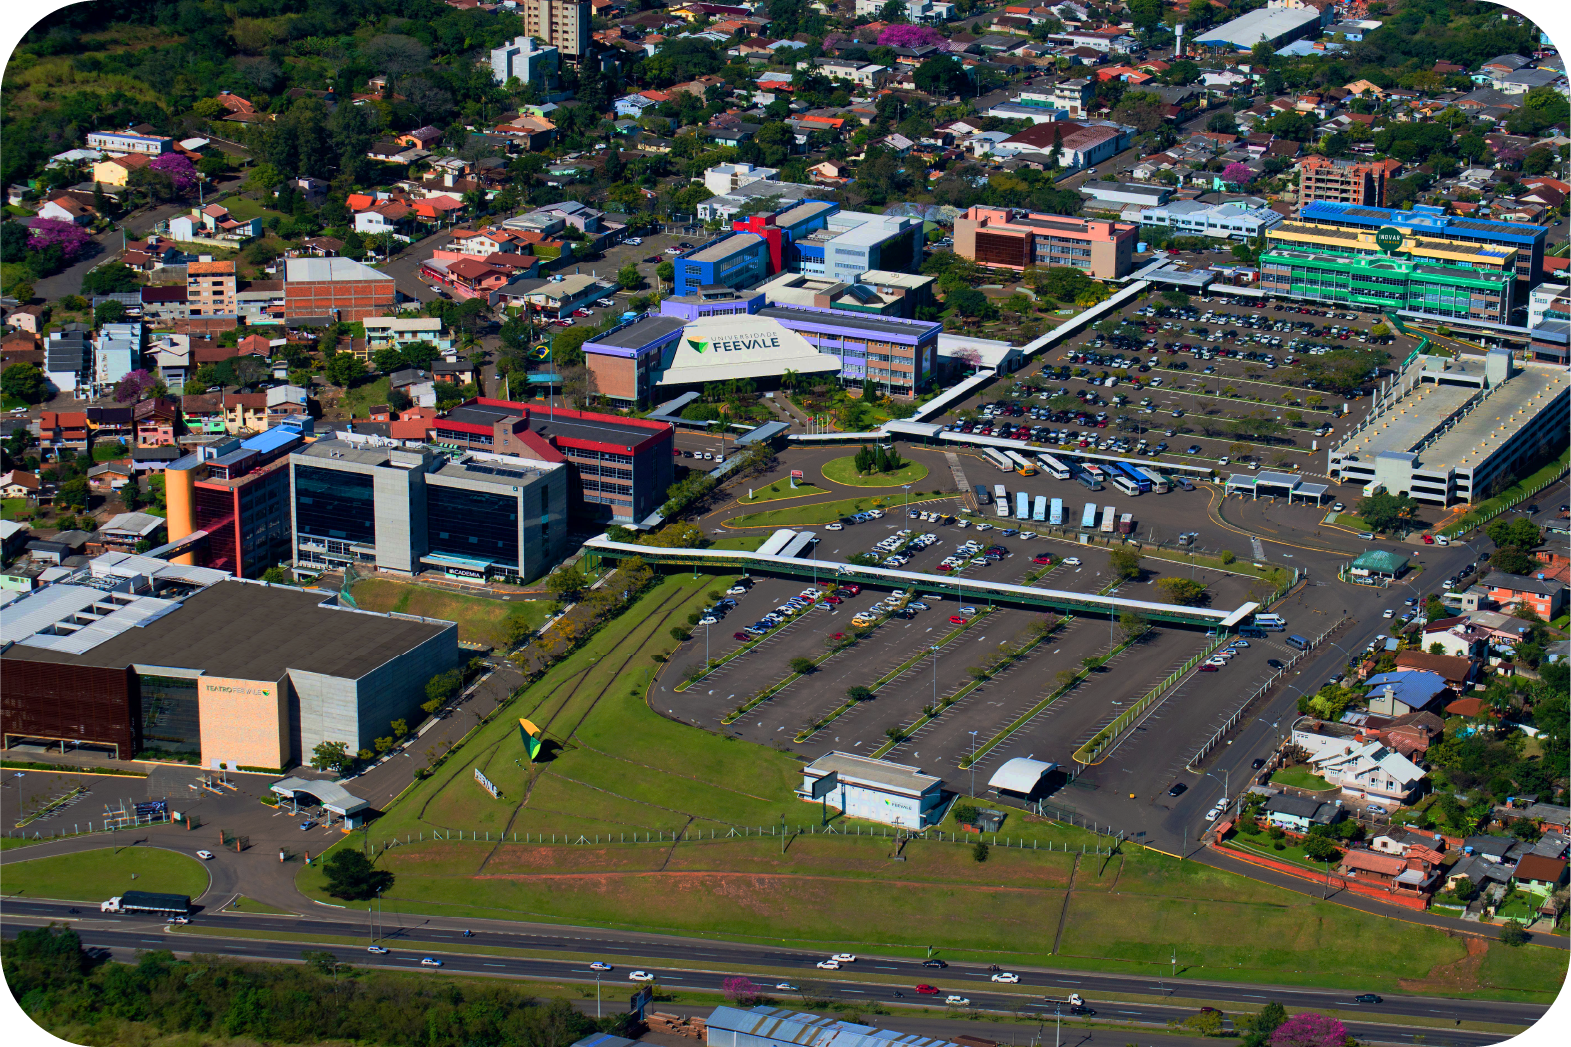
[821,456,931,487]
[739,480,829,503]
[292,580,1565,1001]
[1,846,211,902]
[349,579,550,648]
[729,492,952,528]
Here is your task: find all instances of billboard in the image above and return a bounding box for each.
[810,770,839,799]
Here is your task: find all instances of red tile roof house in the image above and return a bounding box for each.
[1511,854,1568,897]
[36,411,91,451]
[1336,849,1441,897]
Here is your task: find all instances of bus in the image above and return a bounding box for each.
[1074,469,1103,491]
[984,447,1014,472]
[1005,450,1037,476]
[1100,506,1117,533]
[1116,462,1153,492]
[1033,495,1048,522]
[973,484,992,506]
[1136,467,1170,494]
[1083,463,1107,483]
[1110,475,1141,497]
[1049,498,1064,526]
[1081,503,1098,529]
[1118,513,1133,535]
[994,484,1010,518]
[1016,491,1031,519]
[1038,454,1072,481]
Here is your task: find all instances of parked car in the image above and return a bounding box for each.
[1167,782,1188,797]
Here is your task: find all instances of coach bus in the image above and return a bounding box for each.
[1016,491,1031,520]
[1136,467,1170,494]
[1049,498,1064,526]
[1004,450,1037,476]
[1081,503,1098,529]
[1100,505,1117,533]
[1038,454,1072,481]
[1074,468,1103,491]
[984,447,1014,472]
[1033,495,1048,522]
[994,483,1010,517]
[1110,474,1141,497]
[1083,463,1107,484]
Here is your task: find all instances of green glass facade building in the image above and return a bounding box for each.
[1259,249,1511,323]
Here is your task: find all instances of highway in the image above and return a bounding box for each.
[1,899,1543,1044]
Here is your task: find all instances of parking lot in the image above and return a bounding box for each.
[666,481,1282,780]
[937,294,1402,475]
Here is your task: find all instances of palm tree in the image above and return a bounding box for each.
[782,368,799,393]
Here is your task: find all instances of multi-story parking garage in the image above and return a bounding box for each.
[1328,348,1569,505]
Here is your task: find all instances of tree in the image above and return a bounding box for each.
[1269,1014,1347,1047]
[546,564,588,600]
[1244,1002,1289,1046]
[56,476,89,510]
[789,656,816,675]
[616,262,642,290]
[1356,490,1421,534]
[1157,577,1208,605]
[1109,547,1143,580]
[321,848,395,901]
[81,262,140,296]
[28,218,93,260]
[424,668,463,713]
[310,740,352,772]
[325,352,366,387]
[93,300,127,328]
[1303,835,1342,864]
[723,976,761,1006]
[846,685,873,703]
[1497,920,1530,947]
[1,362,47,404]
[971,841,989,863]
[1221,162,1254,186]
[1119,611,1151,642]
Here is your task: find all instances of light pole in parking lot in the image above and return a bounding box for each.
[1203,769,1230,815]
[968,731,979,796]
[930,645,939,712]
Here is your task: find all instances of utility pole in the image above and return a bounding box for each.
[968,731,979,796]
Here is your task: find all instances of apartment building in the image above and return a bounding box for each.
[953,206,1138,279]
[520,0,589,57]
[186,260,237,318]
[1296,156,1387,213]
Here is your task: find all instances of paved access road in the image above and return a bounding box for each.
[0,903,1540,1044]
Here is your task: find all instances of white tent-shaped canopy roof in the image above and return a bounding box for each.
[988,757,1057,795]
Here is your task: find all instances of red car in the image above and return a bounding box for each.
[1032,554,1053,565]
[733,632,750,642]
[825,595,842,604]
[1199,663,1220,672]
[1421,534,1435,544]
[841,584,861,596]
[949,615,968,625]
[915,984,940,995]
[936,563,953,572]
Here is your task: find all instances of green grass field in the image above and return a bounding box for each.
[2,846,210,902]
[1271,767,1334,791]
[739,480,828,503]
[2,498,31,521]
[821,455,931,487]
[728,492,951,528]
[349,579,550,648]
[710,535,769,551]
[290,575,1568,1001]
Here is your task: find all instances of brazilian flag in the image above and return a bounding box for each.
[519,718,543,761]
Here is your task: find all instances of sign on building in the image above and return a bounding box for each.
[1375,226,1405,254]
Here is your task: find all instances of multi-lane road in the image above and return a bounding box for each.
[0,897,1545,1045]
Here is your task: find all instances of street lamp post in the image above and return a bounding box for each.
[930,645,939,711]
[1203,768,1230,816]
[968,730,979,796]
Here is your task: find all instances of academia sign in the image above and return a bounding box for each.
[660,315,842,385]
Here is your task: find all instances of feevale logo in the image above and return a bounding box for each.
[689,333,781,355]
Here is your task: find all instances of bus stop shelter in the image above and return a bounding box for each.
[1225,469,1328,503]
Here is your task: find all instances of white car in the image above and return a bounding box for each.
[990,972,1019,983]
[776,982,798,991]
[1381,608,1394,618]
[699,616,719,625]
[421,957,443,967]
[629,970,655,981]
[590,961,614,971]
[726,586,748,596]
[816,960,840,969]
[1357,532,1375,541]
[945,995,971,1006]
[195,850,214,860]
[825,522,844,530]
[367,945,389,954]
[1063,557,1082,566]
[832,953,856,962]
[1204,808,1221,823]
[624,238,642,246]
[800,589,822,599]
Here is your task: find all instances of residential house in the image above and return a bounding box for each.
[140,285,189,322]
[35,411,91,453]
[1370,828,1447,861]
[90,153,153,187]
[1511,854,1568,896]
[1336,849,1441,895]
[1363,670,1449,717]
[1263,794,1340,833]
[397,125,445,151]
[0,470,40,500]
[1390,650,1477,690]
[134,397,181,447]
[1306,738,1426,805]
[4,304,45,334]
[1462,835,1523,864]
[354,199,415,236]
[36,194,95,225]
[147,334,192,388]
[363,316,455,355]
[265,385,309,426]
[93,511,165,552]
[431,359,477,385]
[1486,572,1566,619]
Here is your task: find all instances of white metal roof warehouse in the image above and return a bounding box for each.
[706,1005,977,1047]
[1195,5,1324,50]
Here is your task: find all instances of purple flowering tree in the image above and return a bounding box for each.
[722,976,760,1006]
[1270,1013,1349,1047]
[29,217,94,259]
[878,25,948,49]
[114,369,158,403]
[150,153,198,195]
[1221,162,1255,186]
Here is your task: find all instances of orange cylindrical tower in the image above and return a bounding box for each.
[164,463,198,565]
